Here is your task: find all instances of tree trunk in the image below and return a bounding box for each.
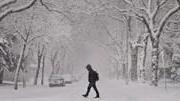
[125,16,131,84]
[130,47,138,81]
[140,36,148,82]
[143,37,148,68]
[151,38,159,86]
[122,63,126,79]
[14,44,26,90]
[125,63,129,85]
[41,55,45,85]
[22,71,26,88]
[117,63,121,79]
[34,57,41,85]
[0,70,4,84]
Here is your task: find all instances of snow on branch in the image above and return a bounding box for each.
[107,1,153,39]
[130,40,144,48]
[131,10,154,36]
[112,5,130,14]
[157,2,180,38]
[0,0,16,9]
[0,0,37,21]
[112,6,144,21]
[159,0,168,6]
[109,1,148,21]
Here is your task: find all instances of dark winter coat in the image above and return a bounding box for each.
[88,70,99,83]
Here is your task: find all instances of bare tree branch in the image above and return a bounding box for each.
[141,0,147,8]
[50,50,59,70]
[0,45,7,55]
[0,0,17,9]
[0,0,37,21]
[27,35,44,44]
[130,10,153,36]
[107,15,124,23]
[111,5,130,14]
[39,0,74,23]
[13,24,26,42]
[151,0,168,22]
[15,30,26,42]
[99,20,124,55]
[123,0,134,6]
[148,0,152,12]
[159,0,168,6]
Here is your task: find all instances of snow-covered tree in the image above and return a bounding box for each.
[88,0,180,86]
[13,12,45,89]
[119,0,180,86]
[34,42,46,85]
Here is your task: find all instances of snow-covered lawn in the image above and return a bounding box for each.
[0,80,180,101]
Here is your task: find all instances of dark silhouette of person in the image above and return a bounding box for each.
[82,64,100,98]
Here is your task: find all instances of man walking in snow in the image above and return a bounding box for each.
[82,64,100,98]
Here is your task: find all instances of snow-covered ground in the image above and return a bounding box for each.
[0,80,180,101]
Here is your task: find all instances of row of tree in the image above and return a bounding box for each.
[0,0,73,90]
[1,0,180,90]
[66,0,180,86]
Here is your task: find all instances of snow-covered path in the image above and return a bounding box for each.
[0,80,180,101]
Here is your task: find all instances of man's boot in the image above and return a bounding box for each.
[94,95,100,98]
[82,94,88,97]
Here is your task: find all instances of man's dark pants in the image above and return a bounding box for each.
[85,82,99,97]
